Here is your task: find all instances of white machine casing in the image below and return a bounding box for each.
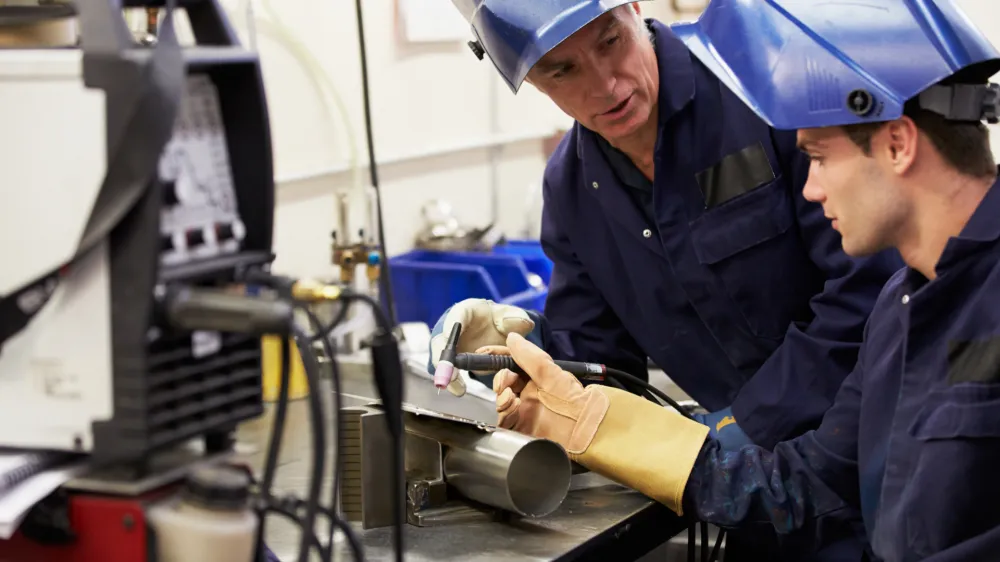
[0,1,277,465]
[0,48,114,452]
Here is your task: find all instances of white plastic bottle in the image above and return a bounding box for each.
[147,465,258,562]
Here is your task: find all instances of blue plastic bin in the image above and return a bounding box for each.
[492,240,553,285]
[389,241,553,328]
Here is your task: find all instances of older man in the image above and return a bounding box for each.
[432,2,903,559]
[492,1,1000,561]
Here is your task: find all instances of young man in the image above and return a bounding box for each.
[492,1,1000,560]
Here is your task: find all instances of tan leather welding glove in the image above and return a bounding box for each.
[494,333,709,515]
[430,299,534,397]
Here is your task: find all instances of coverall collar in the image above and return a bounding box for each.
[648,19,697,124]
[935,171,1000,274]
[575,19,696,159]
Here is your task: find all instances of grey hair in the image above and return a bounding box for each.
[616,4,654,43]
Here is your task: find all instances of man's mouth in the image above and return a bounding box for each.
[601,95,632,116]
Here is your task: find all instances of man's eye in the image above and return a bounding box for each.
[606,35,620,46]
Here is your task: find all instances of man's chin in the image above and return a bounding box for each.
[594,113,646,143]
[842,236,885,259]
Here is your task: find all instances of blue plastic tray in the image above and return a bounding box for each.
[388,241,552,328]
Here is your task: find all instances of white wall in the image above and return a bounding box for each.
[202,0,689,279]
[954,0,1000,148]
[207,0,999,280]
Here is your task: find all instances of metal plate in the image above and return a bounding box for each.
[374,400,591,474]
[368,400,497,432]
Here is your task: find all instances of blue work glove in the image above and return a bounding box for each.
[691,406,754,450]
[427,299,545,396]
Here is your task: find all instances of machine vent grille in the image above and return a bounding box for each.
[143,332,263,448]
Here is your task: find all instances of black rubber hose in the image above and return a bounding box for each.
[291,325,327,562]
[701,521,709,562]
[710,529,726,562]
[301,307,347,559]
[353,0,397,328]
[255,337,291,555]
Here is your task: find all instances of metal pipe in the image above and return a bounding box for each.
[403,412,571,518]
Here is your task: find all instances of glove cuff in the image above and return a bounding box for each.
[572,386,709,515]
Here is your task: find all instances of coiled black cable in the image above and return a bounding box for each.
[263,505,326,559]
[603,366,693,420]
[301,307,353,559]
[241,282,366,561]
[307,300,350,343]
[294,288,401,562]
[256,337,292,556]
[290,324,327,562]
[340,292,405,562]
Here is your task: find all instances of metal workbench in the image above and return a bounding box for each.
[234,354,689,561]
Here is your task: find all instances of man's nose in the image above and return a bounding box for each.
[802,172,825,204]
[588,58,617,98]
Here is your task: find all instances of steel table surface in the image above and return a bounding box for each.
[234,354,688,561]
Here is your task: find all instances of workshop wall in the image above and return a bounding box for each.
[206,0,690,278]
[207,0,1000,280]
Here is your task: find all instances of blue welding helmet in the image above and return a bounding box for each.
[672,0,1000,130]
[452,0,651,93]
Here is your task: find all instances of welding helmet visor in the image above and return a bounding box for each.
[452,0,651,93]
[672,0,1000,129]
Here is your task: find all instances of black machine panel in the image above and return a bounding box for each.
[83,0,276,465]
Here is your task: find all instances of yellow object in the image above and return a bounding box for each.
[575,386,710,516]
[0,17,77,48]
[261,335,310,402]
[291,279,342,303]
[715,416,737,432]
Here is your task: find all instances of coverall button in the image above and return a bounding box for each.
[642,229,652,238]
[901,294,910,304]
[592,181,599,189]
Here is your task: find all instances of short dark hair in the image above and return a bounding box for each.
[841,105,996,179]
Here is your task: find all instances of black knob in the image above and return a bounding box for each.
[215,222,235,241]
[185,228,205,247]
[847,89,874,116]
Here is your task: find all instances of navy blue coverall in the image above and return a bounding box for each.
[685,175,1000,562]
[529,20,903,559]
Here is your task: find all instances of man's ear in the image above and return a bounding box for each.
[630,2,642,16]
[882,117,919,175]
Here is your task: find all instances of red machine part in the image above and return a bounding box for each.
[0,488,178,562]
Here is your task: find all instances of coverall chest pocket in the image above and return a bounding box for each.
[688,179,797,339]
[910,383,1000,440]
[904,383,1000,557]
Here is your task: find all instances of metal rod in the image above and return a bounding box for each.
[403,413,572,517]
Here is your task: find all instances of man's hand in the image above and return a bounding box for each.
[428,299,535,396]
[493,333,609,454]
[493,333,710,516]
